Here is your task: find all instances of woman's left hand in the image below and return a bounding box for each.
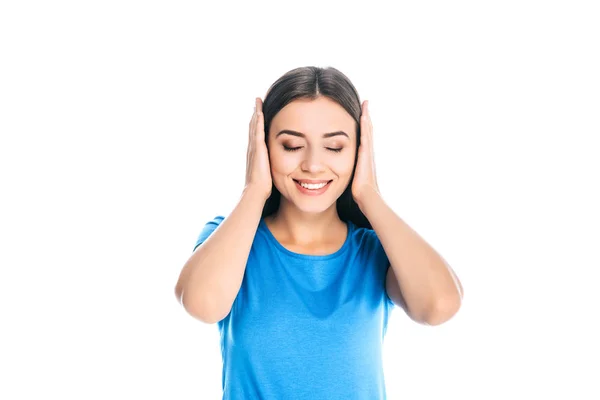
[351,100,380,204]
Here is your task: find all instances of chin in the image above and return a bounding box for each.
[293,203,335,214]
[287,181,342,213]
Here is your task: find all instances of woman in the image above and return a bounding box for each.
[175,66,464,399]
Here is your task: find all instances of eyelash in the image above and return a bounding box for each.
[283,146,343,153]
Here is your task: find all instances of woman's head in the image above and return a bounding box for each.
[260,66,372,229]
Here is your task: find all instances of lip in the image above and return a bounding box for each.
[294,179,333,196]
[293,179,332,184]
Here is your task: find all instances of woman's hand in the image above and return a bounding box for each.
[351,100,380,204]
[244,97,272,201]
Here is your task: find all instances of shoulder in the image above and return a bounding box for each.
[192,215,226,251]
[350,224,389,269]
[351,224,382,251]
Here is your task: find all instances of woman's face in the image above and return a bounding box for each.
[267,96,357,214]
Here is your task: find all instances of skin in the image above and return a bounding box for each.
[264,96,356,253]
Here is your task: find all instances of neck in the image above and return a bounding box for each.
[268,203,344,246]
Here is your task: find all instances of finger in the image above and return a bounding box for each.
[249,109,256,130]
[368,107,373,144]
[363,100,373,145]
[367,101,373,132]
[360,113,371,148]
[365,101,377,180]
[249,107,257,139]
[360,100,370,132]
[255,109,265,142]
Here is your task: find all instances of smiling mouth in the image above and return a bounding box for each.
[293,179,333,186]
[292,179,334,195]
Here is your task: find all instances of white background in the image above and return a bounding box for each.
[1,1,599,399]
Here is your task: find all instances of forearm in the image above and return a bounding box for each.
[175,187,266,323]
[357,188,463,322]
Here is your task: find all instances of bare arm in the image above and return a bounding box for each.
[359,187,463,325]
[174,187,267,323]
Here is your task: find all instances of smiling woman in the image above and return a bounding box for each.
[174,66,463,400]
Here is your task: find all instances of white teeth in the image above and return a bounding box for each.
[299,181,328,189]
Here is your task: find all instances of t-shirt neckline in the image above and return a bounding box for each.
[259,217,353,260]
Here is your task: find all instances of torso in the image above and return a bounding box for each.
[215,217,393,399]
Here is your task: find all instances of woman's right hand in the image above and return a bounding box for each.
[245,97,272,201]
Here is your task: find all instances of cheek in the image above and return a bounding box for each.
[269,150,296,174]
[332,153,356,175]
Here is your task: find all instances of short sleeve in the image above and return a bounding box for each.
[192,215,226,252]
[370,230,395,308]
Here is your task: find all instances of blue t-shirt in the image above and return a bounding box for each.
[193,215,395,400]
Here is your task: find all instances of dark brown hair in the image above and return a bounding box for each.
[260,66,372,229]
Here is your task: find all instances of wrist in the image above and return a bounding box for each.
[356,186,381,215]
[242,185,270,204]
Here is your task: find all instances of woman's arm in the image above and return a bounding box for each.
[174,187,266,323]
[358,187,463,325]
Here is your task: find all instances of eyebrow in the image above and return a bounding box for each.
[275,129,349,139]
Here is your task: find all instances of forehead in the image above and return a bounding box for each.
[271,97,355,139]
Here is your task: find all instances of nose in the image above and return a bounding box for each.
[300,147,325,174]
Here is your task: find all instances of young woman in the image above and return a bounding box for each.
[175,66,464,399]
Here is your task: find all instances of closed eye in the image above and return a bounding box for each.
[283,145,302,152]
[283,145,343,153]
